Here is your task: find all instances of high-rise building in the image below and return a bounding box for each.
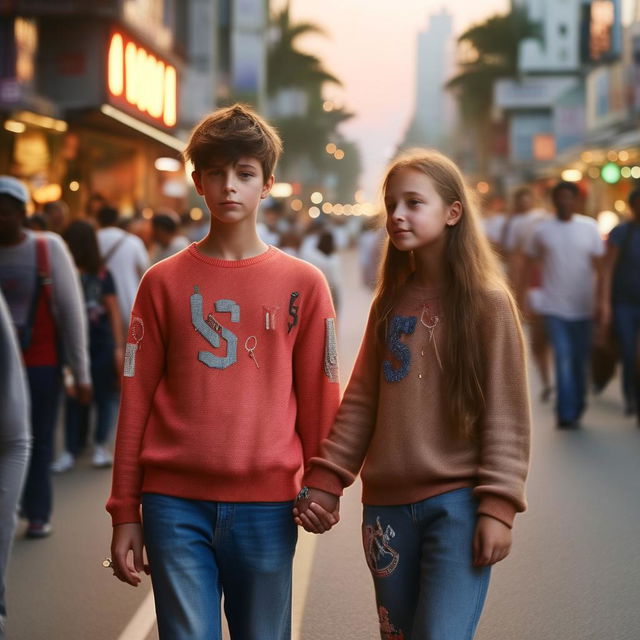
[405,8,456,150]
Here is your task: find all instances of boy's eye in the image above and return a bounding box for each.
[239,172,255,178]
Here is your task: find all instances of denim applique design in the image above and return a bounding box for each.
[383,315,417,383]
[190,286,240,369]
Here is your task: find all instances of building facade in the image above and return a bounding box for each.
[0,0,235,216]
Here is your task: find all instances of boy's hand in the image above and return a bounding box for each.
[293,488,340,534]
[111,522,149,587]
[472,515,512,567]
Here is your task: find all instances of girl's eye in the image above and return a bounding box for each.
[407,199,422,207]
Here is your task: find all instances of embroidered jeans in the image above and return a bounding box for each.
[362,489,490,640]
[141,494,297,640]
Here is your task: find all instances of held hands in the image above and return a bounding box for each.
[293,488,340,534]
[110,523,150,587]
[472,515,512,567]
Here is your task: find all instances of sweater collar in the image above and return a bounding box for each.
[187,243,277,268]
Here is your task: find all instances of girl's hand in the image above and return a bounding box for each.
[110,523,149,587]
[472,515,512,567]
[293,488,340,534]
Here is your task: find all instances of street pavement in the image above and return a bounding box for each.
[6,248,640,640]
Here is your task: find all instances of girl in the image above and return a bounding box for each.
[294,149,531,640]
[53,220,124,471]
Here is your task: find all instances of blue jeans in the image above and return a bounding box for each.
[65,350,118,453]
[362,489,491,640]
[544,316,592,423]
[21,366,61,522]
[141,494,298,640]
[612,302,640,413]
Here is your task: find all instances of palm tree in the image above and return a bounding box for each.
[267,2,356,186]
[447,7,540,175]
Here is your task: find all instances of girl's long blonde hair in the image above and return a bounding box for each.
[372,149,522,439]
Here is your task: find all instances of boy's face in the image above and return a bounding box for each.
[192,157,273,227]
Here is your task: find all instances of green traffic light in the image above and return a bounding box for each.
[601,162,621,184]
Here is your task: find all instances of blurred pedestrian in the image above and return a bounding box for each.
[24,214,47,232]
[51,221,125,473]
[598,187,640,423]
[0,175,91,538]
[0,290,30,638]
[106,104,340,640]
[299,222,341,313]
[94,205,149,328]
[295,149,530,640]
[522,181,604,428]
[42,200,70,235]
[85,192,106,219]
[506,187,553,401]
[149,211,190,264]
[256,198,283,246]
[358,215,385,290]
[481,193,508,258]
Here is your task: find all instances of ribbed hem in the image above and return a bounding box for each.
[107,466,302,526]
[106,502,142,526]
[362,480,470,506]
[187,243,277,268]
[476,494,518,529]
[305,466,348,497]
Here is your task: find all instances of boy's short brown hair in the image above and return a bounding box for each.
[183,104,283,182]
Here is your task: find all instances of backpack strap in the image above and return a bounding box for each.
[102,234,127,264]
[21,234,52,351]
[36,234,52,304]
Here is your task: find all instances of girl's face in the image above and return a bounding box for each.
[384,167,459,253]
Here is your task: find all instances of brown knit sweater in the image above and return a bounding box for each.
[304,282,531,528]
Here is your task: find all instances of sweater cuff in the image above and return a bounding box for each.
[106,502,142,526]
[477,495,517,529]
[304,466,345,497]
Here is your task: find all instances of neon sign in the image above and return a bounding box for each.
[107,32,177,128]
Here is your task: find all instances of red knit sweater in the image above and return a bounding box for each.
[107,245,341,525]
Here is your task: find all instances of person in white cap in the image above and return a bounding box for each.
[0,176,91,538]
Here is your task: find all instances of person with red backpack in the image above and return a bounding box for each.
[0,176,91,538]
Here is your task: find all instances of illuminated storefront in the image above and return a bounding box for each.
[1,10,187,215]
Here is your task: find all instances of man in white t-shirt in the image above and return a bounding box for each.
[95,206,149,327]
[523,181,604,428]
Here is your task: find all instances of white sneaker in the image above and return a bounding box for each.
[51,451,74,473]
[92,446,113,468]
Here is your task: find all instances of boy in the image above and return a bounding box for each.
[106,104,341,639]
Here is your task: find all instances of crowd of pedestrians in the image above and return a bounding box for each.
[0,115,638,638]
[482,180,640,430]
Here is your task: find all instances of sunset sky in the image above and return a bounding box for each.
[271,0,510,197]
